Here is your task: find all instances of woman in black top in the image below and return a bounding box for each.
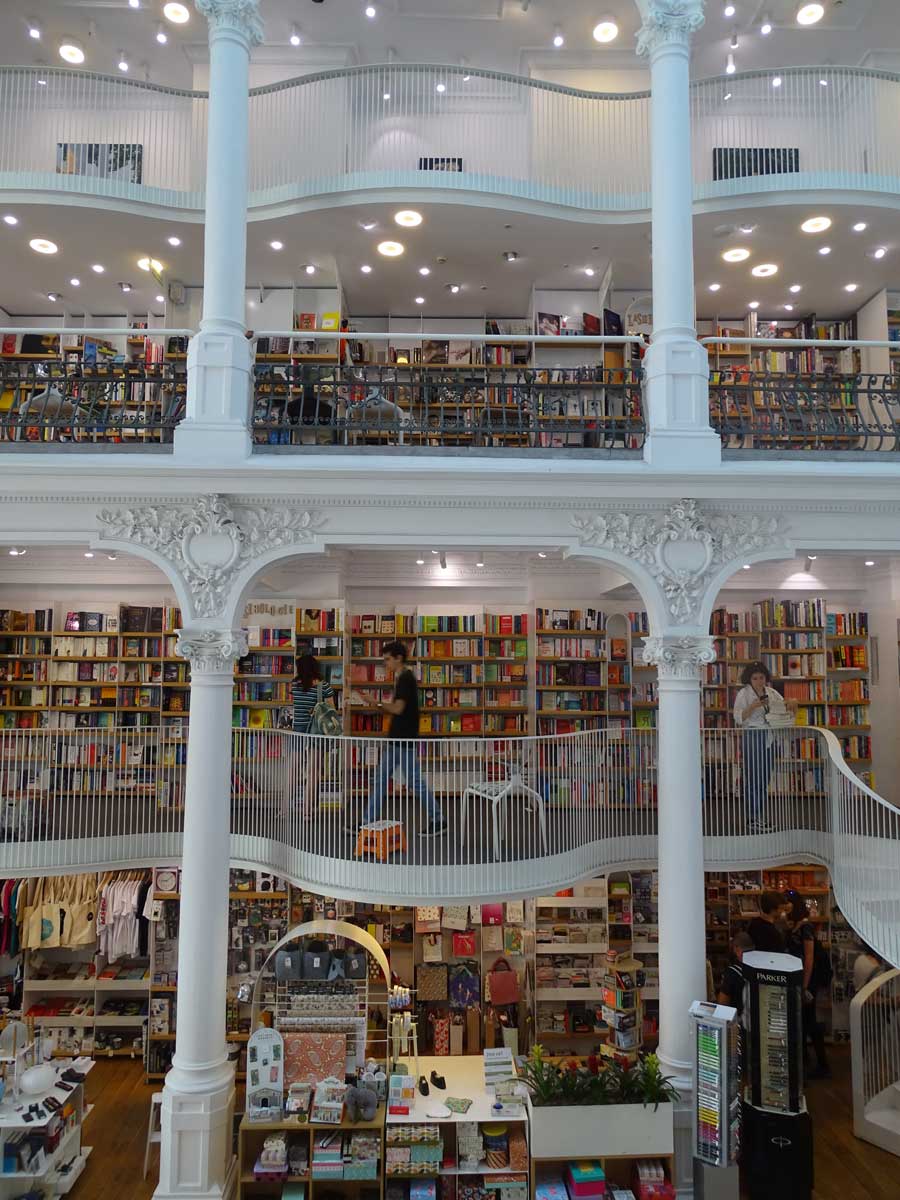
[785,891,831,1079]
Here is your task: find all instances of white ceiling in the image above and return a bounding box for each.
[0,0,897,90]
[1,198,896,322]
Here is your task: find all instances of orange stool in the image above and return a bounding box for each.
[355,820,407,860]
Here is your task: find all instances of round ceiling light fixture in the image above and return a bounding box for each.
[394,210,423,228]
[801,215,831,234]
[163,2,190,23]
[29,237,58,254]
[155,294,164,303]
[708,283,721,292]
[552,26,564,47]
[117,52,129,72]
[592,18,619,43]
[818,245,831,256]
[725,54,736,75]
[852,222,868,232]
[748,301,760,310]
[722,247,750,262]
[796,3,825,25]
[167,235,181,247]
[3,215,18,226]
[137,256,163,273]
[360,264,372,273]
[377,240,404,257]
[751,263,778,277]
[789,284,802,293]
[91,263,104,273]
[58,37,85,64]
[269,240,283,250]
[414,296,425,305]
[69,277,80,287]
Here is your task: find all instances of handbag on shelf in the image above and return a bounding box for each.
[416,962,448,1002]
[487,957,521,1006]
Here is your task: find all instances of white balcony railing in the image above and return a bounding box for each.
[1,64,897,212]
[851,968,900,1157]
[1,723,899,969]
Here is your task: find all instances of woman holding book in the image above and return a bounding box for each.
[733,662,797,834]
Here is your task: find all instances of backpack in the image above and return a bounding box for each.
[311,681,342,736]
[810,937,833,992]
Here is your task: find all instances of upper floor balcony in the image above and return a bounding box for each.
[2,63,899,217]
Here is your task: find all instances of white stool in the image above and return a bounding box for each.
[143,1092,163,1179]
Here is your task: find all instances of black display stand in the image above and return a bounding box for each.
[741,1102,813,1200]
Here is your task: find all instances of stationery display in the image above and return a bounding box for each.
[689,1000,741,1170]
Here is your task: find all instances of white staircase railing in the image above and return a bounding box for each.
[1,724,899,961]
[851,968,900,1157]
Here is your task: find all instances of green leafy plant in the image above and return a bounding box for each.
[520,1045,679,1109]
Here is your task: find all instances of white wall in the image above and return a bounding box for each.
[856,288,890,374]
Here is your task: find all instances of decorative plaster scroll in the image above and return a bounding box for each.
[176,628,249,674]
[572,498,786,624]
[194,0,264,46]
[97,493,325,619]
[635,0,705,57]
[642,635,716,680]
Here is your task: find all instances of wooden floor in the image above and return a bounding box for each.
[80,1049,900,1199]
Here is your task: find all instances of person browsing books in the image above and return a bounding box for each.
[355,641,447,839]
[747,891,787,954]
[733,661,797,834]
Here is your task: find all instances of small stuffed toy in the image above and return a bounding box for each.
[344,1085,378,1123]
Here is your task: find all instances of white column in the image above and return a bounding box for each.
[174,0,263,464]
[155,627,247,1200]
[643,633,715,1193]
[635,1,720,470]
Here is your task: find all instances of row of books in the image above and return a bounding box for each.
[417,637,483,658]
[245,626,293,649]
[761,653,826,678]
[709,608,755,635]
[233,682,291,702]
[484,662,526,684]
[827,679,869,701]
[826,611,869,637]
[536,608,606,632]
[537,637,604,660]
[0,661,48,682]
[0,608,55,632]
[762,631,822,650]
[828,706,870,728]
[755,598,825,629]
[349,613,407,636]
[829,645,868,670]
[535,663,603,686]
[297,608,343,633]
[236,653,294,677]
[417,614,480,633]
[538,691,606,712]
[837,735,872,760]
[782,680,826,702]
[484,614,528,635]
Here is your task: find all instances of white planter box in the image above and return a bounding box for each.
[527,1098,674,1160]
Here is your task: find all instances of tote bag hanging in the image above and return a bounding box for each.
[487,958,521,1006]
[449,961,481,1009]
[416,963,448,1002]
[66,875,98,948]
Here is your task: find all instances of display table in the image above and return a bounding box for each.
[0,1058,94,1197]
[388,1056,527,1126]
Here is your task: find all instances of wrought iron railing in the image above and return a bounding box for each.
[251,361,645,452]
[709,371,900,452]
[0,356,186,447]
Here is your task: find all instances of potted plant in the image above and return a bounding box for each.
[521,1046,678,1159]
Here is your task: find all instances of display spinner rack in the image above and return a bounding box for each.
[690,1000,740,1200]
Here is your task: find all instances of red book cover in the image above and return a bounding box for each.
[499,615,513,636]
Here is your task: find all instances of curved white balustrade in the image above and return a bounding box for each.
[851,968,900,1156]
[0,724,897,965]
[1,65,897,214]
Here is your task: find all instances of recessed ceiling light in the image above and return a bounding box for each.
[2,215,17,226]
[742,563,751,570]
[873,247,887,259]
[305,264,316,275]
[819,78,828,86]
[748,301,760,310]
[360,264,372,274]
[28,19,41,39]
[8,548,26,556]
[137,257,163,272]
[46,292,60,303]
[58,37,85,64]
[167,235,181,247]
[760,14,773,34]
[361,221,377,231]
[730,30,739,49]
[418,266,430,276]
[783,304,794,311]
[865,560,875,567]
[365,4,376,16]
[378,240,404,257]
[801,215,831,234]
[382,92,390,100]
[414,296,425,304]
[36,73,47,85]
[156,24,167,44]
[808,555,817,560]
[163,2,190,22]
[119,282,132,293]
[724,3,736,15]
[723,91,733,101]
[290,24,301,46]
[129,0,139,7]
[84,552,94,559]
[592,19,619,43]
[118,53,129,72]
[394,210,423,227]
[752,263,778,277]
[796,3,825,25]
[722,247,750,262]
[537,552,547,558]
[552,26,564,47]
[269,240,283,250]
[725,54,736,74]
[584,267,595,277]
[155,294,164,302]
[818,245,831,255]
[91,263,104,273]
[772,76,782,88]
[844,283,858,292]
[449,284,460,294]
[852,222,867,232]
[435,82,446,94]
[416,557,425,565]
[69,277,80,287]
[789,284,802,293]
[29,238,58,254]
[476,555,485,567]
[107,554,118,561]
[738,224,756,234]
[502,251,519,262]
[708,283,721,292]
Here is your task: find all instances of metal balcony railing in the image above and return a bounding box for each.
[2,64,898,212]
[2,723,899,967]
[851,968,900,1157]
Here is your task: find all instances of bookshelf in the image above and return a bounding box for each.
[348,610,415,737]
[416,609,484,738]
[535,607,606,736]
[704,608,760,729]
[484,611,530,736]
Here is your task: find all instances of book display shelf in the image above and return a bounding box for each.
[704,863,868,1045]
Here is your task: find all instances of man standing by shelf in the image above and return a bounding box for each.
[747,891,787,953]
[350,641,447,839]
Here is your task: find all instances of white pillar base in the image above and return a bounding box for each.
[174,330,253,464]
[642,336,721,470]
[154,1061,237,1199]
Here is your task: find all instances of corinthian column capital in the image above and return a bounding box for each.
[195,0,264,46]
[635,0,705,57]
[642,634,716,681]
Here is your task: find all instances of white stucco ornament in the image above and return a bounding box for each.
[634,0,705,56]
[97,494,325,618]
[194,0,264,45]
[176,628,249,673]
[572,498,785,623]
[641,635,717,678]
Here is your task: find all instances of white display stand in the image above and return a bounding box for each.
[0,1058,94,1197]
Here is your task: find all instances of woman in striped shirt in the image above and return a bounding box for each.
[291,655,336,814]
